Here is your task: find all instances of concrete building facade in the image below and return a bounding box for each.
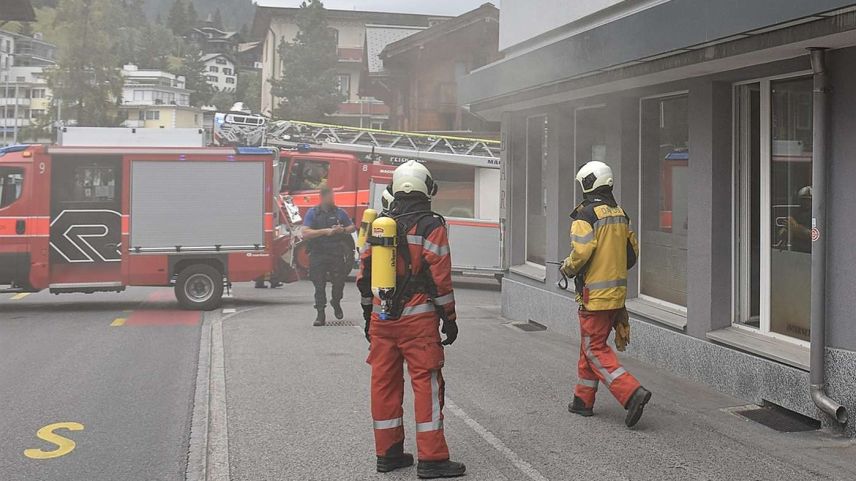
[202,53,237,93]
[0,30,56,144]
[252,2,446,126]
[461,0,856,436]
[119,65,202,130]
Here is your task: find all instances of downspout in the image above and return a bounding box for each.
[808,48,848,425]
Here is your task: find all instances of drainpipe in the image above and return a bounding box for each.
[808,47,848,425]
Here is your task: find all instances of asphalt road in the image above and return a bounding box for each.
[2,280,856,481]
[0,287,201,481]
[223,280,856,481]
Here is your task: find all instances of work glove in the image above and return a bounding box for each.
[560,257,575,278]
[441,319,458,346]
[363,304,372,343]
[613,308,631,352]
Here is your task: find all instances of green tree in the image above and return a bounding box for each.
[210,90,236,112]
[212,8,224,30]
[186,1,199,29]
[269,0,340,122]
[47,0,125,127]
[176,50,213,107]
[166,0,187,36]
[17,22,35,37]
[139,23,179,70]
[236,69,261,113]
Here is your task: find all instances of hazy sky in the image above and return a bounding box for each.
[257,0,497,16]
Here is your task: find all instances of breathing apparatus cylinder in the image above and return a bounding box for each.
[370,216,397,320]
[356,208,377,250]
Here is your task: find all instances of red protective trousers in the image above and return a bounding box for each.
[574,308,641,408]
[367,316,449,461]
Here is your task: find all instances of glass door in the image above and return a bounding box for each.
[734,75,813,343]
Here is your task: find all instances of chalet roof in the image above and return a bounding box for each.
[364,25,424,74]
[380,3,498,60]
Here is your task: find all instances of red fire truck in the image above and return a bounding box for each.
[214,114,505,275]
[0,137,293,310]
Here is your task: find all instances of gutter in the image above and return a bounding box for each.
[808,47,848,425]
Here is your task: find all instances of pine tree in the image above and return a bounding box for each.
[17,22,35,37]
[213,8,224,30]
[186,1,199,30]
[167,0,188,36]
[269,0,340,122]
[176,50,214,107]
[47,0,125,127]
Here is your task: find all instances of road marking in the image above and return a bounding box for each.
[110,318,126,327]
[10,293,30,300]
[23,422,84,460]
[207,313,230,481]
[445,399,550,481]
[222,308,236,314]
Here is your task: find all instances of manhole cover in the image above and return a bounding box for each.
[508,320,547,332]
[731,404,820,432]
[324,320,356,327]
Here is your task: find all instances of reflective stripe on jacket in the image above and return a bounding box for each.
[562,199,639,311]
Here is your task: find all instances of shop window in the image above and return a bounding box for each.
[735,76,813,342]
[525,115,548,266]
[0,168,24,209]
[288,159,329,191]
[640,94,689,308]
[574,105,606,205]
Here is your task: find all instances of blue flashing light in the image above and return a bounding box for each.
[0,145,30,156]
[236,147,275,155]
[297,143,312,153]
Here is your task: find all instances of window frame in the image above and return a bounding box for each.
[637,90,690,313]
[573,104,606,206]
[0,167,25,210]
[524,114,548,270]
[731,70,813,348]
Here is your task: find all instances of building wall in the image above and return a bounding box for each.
[497,52,856,436]
[204,57,237,93]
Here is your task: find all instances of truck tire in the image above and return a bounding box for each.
[175,264,224,311]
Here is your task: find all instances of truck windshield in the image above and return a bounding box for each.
[0,167,24,209]
[288,159,330,191]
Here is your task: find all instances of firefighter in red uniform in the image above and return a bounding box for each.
[562,161,652,428]
[357,161,466,478]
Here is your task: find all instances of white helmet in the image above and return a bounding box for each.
[392,160,437,197]
[576,161,614,193]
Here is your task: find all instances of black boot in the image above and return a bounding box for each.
[254,280,266,289]
[568,395,593,417]
[376,441,414,473]
[331,300,344,320]
[417,460,466,479]
[313,308,326,326]
[624,386,652,428]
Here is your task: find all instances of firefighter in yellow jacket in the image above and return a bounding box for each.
[561,161,652,428]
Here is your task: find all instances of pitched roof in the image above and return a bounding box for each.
[381,3,498,60]
[364,25,424,74]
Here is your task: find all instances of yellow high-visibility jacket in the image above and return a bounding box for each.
[561,198,639,311]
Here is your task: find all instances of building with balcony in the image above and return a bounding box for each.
[252,2,447,127]
[0,29,56,145]
[461,0,856,437]
[363,3,501,134]
[119,64,202,129]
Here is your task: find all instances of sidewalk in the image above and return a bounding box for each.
[215,281,856,481]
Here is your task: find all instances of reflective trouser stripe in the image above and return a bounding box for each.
[583,336,628,387]
[578,378,599,390]
[373,417,403,430]
[372,302,437,317]
[433,292,454,306]
[416,370,444,433]
[586,278,627,290]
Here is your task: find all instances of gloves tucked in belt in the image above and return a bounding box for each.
[441,318,458,346]
[560,257,576,278]
[613,308,631,352]
[362,303,372,342]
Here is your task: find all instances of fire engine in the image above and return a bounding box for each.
[214,112,504,276]
[0,128,298,310]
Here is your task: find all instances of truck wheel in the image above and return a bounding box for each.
[175,264,224,311]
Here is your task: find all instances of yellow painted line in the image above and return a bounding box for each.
[24,422,85,460]
[10,293,30,300]
[110,318,126,327]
